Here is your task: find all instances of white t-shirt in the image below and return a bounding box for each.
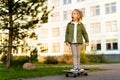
[72,22,78,43]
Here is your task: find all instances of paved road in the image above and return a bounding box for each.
[22,64,120,80]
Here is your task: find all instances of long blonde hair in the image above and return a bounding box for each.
[73,9,83,21]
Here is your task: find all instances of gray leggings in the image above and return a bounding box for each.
[70,43,82,68]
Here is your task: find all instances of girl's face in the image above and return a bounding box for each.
[72,10,80,22]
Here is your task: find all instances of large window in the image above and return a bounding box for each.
[0,32,8,54]
[52,0,60,7]
[40,28,48,38]
[52,42,60,52]
[91,40,101,51]
[12,48,18,54]
[21,44,28,54]
[51,12,60,22]
[106,39,118,50]
[79,8,85,17]
[0,33,8,46]
[105,2,116,14]
[77,0,85,2]
[63,10,72,20]
[90,22,101,34]
[52,27,60,37]
[64,43,71,53]
[63,0,71,5]
[90,5,100,16]
[105,20,117,32]
[40,43,48,53]
[96,43,101,50]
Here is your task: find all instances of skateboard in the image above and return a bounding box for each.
[63,69,88,77]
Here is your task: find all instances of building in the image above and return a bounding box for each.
[0,0,120,61]
[37,0,120,57]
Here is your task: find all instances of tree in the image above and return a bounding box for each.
[0,0,52,68]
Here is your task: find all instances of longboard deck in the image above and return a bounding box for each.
[63,70,88,77]
[63,70,85,73]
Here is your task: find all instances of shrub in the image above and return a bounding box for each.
[11,56,29,67]
[0,53,13,64]
[0,53,29,67]
[30,48,38,62]
[0,53,7,63]
[80,52,88,64]
[44,56,58,64]
[86,54,106,63]
[80,43,88,64]
[59,54,72,64]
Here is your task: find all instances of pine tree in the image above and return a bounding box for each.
[0,0,52,68]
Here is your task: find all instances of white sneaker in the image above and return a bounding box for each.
[70,67,78,71]
[77,68,84,71]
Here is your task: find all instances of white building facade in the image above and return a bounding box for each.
[37,0,120,56]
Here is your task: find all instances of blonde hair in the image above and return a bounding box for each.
[73,9,83,21]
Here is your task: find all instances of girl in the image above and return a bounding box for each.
[65,9,89,71]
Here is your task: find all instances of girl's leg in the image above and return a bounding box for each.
[76,44,82,68]
[70,43,77,68]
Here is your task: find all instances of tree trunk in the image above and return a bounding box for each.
[6,0,13,68]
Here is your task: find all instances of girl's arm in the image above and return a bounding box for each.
[81,23,89,44]
[65,23,69,42]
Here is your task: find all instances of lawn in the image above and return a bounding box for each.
[0,63,104,80]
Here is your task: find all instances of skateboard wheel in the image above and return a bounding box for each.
[73,74,77,77]
[77,73,80,76]
[84,72,88,76]
[66,74,69,77]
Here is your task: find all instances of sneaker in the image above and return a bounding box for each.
[77,67,84,71]
[70,67,78,71]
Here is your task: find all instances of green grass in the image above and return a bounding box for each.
[0,63,72,80]
[0,63,105,80]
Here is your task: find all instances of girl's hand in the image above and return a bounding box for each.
[65,42,70,46]
[85,42,89,46]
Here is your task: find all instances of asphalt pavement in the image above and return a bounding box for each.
[20,64,120,80]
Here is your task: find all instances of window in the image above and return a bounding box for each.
[96,43,101,50]
[51,12,60,22]
[105,20,117,32]
[64,43,71,53]
[106,43,111,50]
[106,39,118,50]
[105,2,116,14]
[63,0,71,5]
[40,28,48,38]
[52,42,60,52]
[0,33,8,48]
[91,41,95,51]
[68,0,71,3]
[3,33,8,46]
[52,27,60,37]
[90,5,100,16]
[63,0,67,4]
[77,0,85,2]
[40,43,48,53]
[63,10,72,20]
[90,22,101,34]
[21,45,28,54]
[51,0,60,7]
[113,43,118,50]
[79,8,85,17]
[91,40,101,51]
[13,48,18,54]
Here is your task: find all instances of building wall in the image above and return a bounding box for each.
[0,0,120,57]
[37,0,120,56]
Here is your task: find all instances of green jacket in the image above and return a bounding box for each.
[65,22,89,43]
